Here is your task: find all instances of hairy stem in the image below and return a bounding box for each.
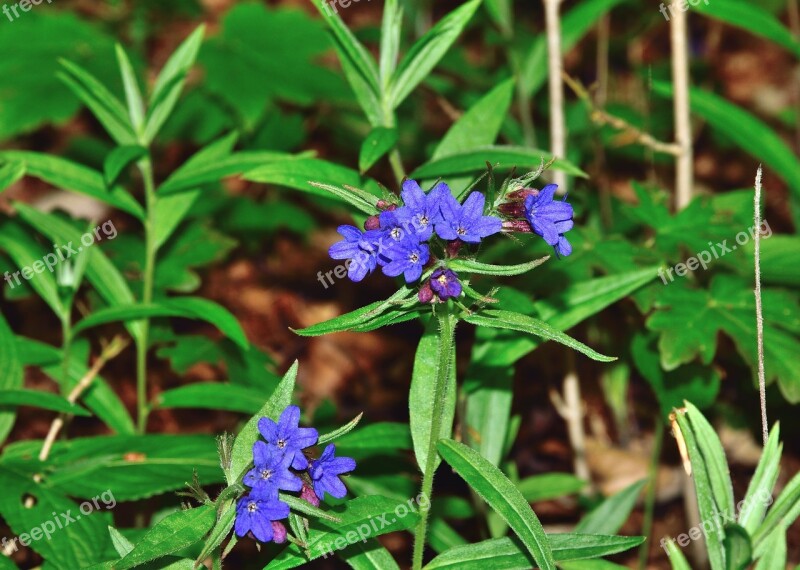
[136,157,158,434]
[412,309,457,570]
[753,165,768,446]
[543,0,567,191]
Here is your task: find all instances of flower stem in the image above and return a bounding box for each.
[412,308,457,570]
[136,157,157,434]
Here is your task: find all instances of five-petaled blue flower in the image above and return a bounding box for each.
[381,239,430,283]
[258,405,319,470]
[523,184,574,256]
[244,441,303,493]
[329,225,384,282]
[430,268,462,300]
[234,492,290,543]
[436,191,502,244]
[309,444,357,500]
[393,180,447,241]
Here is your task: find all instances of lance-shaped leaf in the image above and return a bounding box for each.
[463,309,614,362]
[411,146,588,179]
[0,313,23,446]
[448,256,549,277]
[437,439,556,570]
[0,389,90,416]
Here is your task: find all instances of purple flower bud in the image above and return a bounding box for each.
[502,220,533,233]
[364,215,381,230]
[301,482,320,507]
[430,269,462,300]
[418,281,434,303]
[271,521,287,544]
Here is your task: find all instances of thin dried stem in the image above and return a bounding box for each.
[753,166,768,446]
[38,336,129,462]
[669,3,693,210]
[543,0,567,192]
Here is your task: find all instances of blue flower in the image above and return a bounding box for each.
[243,441,303,493]
[430,268,462,300]
[393,180,447,241]
[380,239,430,283]
[523,184,573,256]
[329,225,385,281]
[258,405,319,470]
[234,492,290,543]
[309,444,356,500]
[435,191,502,243]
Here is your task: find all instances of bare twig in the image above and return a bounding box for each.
[550,362,591,487]
[38,336,129,462]
[753,166,768,446]
[563,74,682,156]
[543,0,567,192]
[669,3,694,210]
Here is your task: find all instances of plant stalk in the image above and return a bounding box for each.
[411,308,457,570]
[136,157,158,434]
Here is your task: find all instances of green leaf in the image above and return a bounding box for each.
[144,25,205,143]
[752,470,800,554]
[389,0,481,108]
[692,0,800,58]
[294,287,414,337]
[0,12,120,138]
[58,58,137,145]
[754,529,786,570]
[103,145,147,186]
[280,493,342,523]
[113,506,215,570]
[575,480,646,535]
[518,473,586,503]
[0,466,111,568]
[684,402,735,518]
[411,146,588,179]
[0,389,90,416]
[266,495,421,569]
[244,157,381,212]
[0,434,224,501]
[229,362,297,484]
[673,407,727,570]
[318,413,364,446]
[646,275,800,402]
[335,422,413,454]
[359,127,398,173]
[379,0,403,87]
[437,439,556,570]
[158,151,298,195]
[155,383,268,414]
[432,78,516,160]
[410,314,457,475]
[652,83,800,201]
[0,220,67,318]
[13,204,144,343]
[71,297,248,350]
[309,0,382,124]
[0,152,144,219]
[519,0,625,97]
[424,534,644,569]
[109,526,135,558]
[0,313,23,445]
[342,538,401,570]
[0,160,26,192]
[463,309,615,362]
[194,501,235,566]
[115,44,145,136]
[739,424,782,535]
[722,524,752,570]
[665,540,692,570]
[448,256,549,277]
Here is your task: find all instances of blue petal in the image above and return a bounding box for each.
[461,192,485,220]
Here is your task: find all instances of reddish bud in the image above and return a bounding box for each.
[271,521,287,544]
[446,240,462,258]
[301,483,320,507]
[418,281,434,303]
[502,220,533,233]
[364,215,380,230]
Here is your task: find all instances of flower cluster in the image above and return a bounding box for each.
[329,178,574,301]
[235,405,356,543]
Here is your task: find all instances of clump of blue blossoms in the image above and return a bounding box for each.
[329,178,574,301]
[235,405,356,544]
